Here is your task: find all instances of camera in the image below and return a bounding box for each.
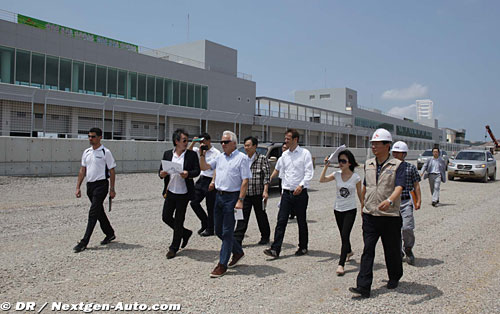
[200,145,209,151]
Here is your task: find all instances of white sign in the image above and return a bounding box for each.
[161,160,183,175]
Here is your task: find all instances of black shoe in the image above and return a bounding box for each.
[295,248,308,256]
[349,287,370,298]
[200,229,214,237]
[289,215,295,220]
[181,230,193,249]
[387,280,399,289]
[263,248,279,259]
[73,241,87,253]
[197,227,206,235]
[258,238,269,245]
[100,234,116,245]
[432,202,437,207]
[166,249,176,259]
[405,248,415,265]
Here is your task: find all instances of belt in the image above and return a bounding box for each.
[200,175,213,180]
[283,188,307,194]
[87,179,108,184]
[217,190,239,195]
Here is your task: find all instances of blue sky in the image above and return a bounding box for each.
[4,0,500,141]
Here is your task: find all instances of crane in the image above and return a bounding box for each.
[485,125,500,151]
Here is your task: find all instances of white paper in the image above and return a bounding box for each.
[161,160,183,175]
[234,208,244,220]
[328,145,347,163]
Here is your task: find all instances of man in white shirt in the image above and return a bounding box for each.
[420,147,446,207]
[74,128,117,253]
[265,129,314,258]
[188,133,220,236]
[199,131,251,278]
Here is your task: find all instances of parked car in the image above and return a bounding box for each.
[447,150,497,182]
[417,149,449,170]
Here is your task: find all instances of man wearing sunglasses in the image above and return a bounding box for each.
[74,128,116,253]
[199,131,251,278]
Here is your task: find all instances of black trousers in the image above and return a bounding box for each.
[356,214,403,291]
[190,176,216,232]
[271,189,309,254]
[234,194,271,245]
[334,208,356,266]
[162,191,190,251]
[82,180,114,245]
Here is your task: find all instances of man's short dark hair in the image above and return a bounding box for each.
[243,136,258,146]
[432,147,440,152]
[200,132,211,141]
[286,128,300,140]
[172,129,189,146]
[89,127,102,137]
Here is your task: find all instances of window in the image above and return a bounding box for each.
[349,95,353,100]
[96,66,107,96]
[127,72,137,100]
[146,76,154,102]
[319,94,330,99]
[45,56,58,89]
[195,85,201,108]
[180,82,187,106]
[172,81,180,105]
[188,83,195,107]
[15,50,30,86]
[0,46,14,84]
[71,61,83,93]
[309,95,315,100]
[201,86,208,109]
[107,68,117,97]
[164,79,173,104]
[137,74,146,101]
[155,77,163,103]
[117,70,127,98]
[84,63,96,94]
[59,58,71,91]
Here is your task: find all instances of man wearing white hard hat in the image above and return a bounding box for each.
[349,128,406,298]
[392,141,421,266]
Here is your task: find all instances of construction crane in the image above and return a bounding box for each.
[485,125,500,151]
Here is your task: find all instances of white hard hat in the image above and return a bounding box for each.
[370,128,393,142]
[392,141,409,152]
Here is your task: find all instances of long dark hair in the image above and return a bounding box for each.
[338,150,359,172]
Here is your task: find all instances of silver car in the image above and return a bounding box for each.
[417,149,449,170]
[448,150,497,182]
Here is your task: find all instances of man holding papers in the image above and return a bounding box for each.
[159,129,200,259]
[199,131,251,278]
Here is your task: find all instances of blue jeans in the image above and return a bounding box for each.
[214,192,244,266]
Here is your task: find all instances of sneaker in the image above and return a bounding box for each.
[73,241,87,253]
[181,230,193,249]
[336,265,345,276]
[166,249,176,259]
[294,248,308,256]
[200,229,215,237]
[349,287,370,298]
[228,252,245,268]
[100,234,116,245]
[257,238,269,245]
[263,248,279,259]
[210,263,227,278]
[387,280,399,289]
[346,251,354,262]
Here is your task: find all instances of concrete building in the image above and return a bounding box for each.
[416,99,434,127]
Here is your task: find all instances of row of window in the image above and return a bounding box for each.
[354,117,395,132]
[396,126,433,140]
[0,45,208,109]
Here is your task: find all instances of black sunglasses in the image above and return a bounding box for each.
[339,159,348,164]
[221,140,231,145]
[88,135,97,138]
[180,139,188,143]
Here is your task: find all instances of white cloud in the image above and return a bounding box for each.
[387,104,417,119]
[382,83,428,100]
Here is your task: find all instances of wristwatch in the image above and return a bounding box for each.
[386,199,393,206]
[238,197,245,201]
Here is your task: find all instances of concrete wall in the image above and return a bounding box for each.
[0,136,428,176]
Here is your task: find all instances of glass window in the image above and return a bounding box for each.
[172,80,180,106]
[127,72,137,100]
[96,66,106,96]
[280,103,288,118]
[137,74,146,101]
[201,86,208,109]
[31,53,45,88]
[258,99,269,115]
[59,58,71,91]
[289,104,297,120]
[107,68,117,97]
[180,82,187,106]
[117,70,127,98]
[0,46,15,84]
[164,79,173,104]
[84,63,96,94]
[195,85,202,108]
[270,101,279,117]
[15,49,30,86]
[187,83,195,107]
[155,77,163,103]
[45,55,58,89]
[146,76,154,102]
[71,61,83,93]
[298,106,305,121]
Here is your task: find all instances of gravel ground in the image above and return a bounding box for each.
[1,160,499,313]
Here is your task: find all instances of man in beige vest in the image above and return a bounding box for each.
[349,128,406,298]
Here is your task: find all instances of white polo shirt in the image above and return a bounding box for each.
[193,146,220,178]
[208,149,252,192]
[81,145,116,183]
[275,145,314,190]
[167,150,188,194]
